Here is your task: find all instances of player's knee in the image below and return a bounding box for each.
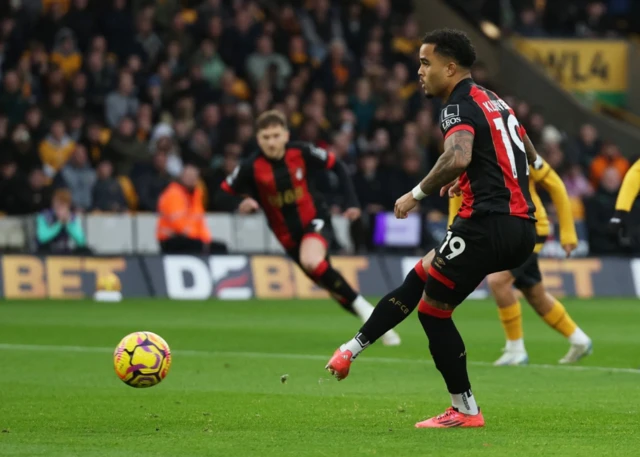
[300,255,325,276]
[421,249,435,272]
[487,272,513,293]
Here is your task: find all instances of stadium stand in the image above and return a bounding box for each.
[0,0,638,256]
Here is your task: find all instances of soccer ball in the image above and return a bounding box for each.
[113,331,172,388]
[97,272,122,292]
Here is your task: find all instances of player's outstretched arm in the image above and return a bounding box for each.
[522,133,539,166]
[533,160,578,257]
[394,130,473,219]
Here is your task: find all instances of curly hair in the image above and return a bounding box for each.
[422,28,476,68]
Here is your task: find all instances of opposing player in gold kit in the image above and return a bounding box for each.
[608,159,640,243]
[449,156,592,365]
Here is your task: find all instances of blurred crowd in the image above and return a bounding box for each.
[0,0,636,255]
[448,0,640,38]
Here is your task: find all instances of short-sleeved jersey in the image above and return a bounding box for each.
[221,141,337,249]
[440,78,536,221]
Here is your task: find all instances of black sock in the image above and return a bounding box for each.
[357,262,427,344]
[418,303,471,394]
[309,260,358,314]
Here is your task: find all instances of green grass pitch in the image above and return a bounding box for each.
[0,298,638,456]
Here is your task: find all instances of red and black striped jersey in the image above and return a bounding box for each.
[439,78,536,221]
[221,141,357,249]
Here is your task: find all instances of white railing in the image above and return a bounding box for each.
[0,214,354,254]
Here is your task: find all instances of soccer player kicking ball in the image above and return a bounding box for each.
[217,110,400,346]
[326,29,540,428]
[448,157,592,365]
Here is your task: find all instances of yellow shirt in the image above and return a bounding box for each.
[448,158,577,253]
[50,52,82,79]
[615,159,640,212]
[39,138,76,174]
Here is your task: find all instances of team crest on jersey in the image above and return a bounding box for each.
[296,168,304,180]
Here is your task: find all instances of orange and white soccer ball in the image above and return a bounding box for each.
[113,332,172,388]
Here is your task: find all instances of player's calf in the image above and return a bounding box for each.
[418,297,480,417]
[523,286,592,363]
[325,256,431,379]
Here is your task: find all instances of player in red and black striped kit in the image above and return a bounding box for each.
[217,110,400,346]
[326,29,539,428]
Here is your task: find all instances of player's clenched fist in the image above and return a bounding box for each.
[394,192,418,219]
[238,197,259,214]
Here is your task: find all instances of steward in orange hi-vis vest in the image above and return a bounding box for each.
[157,182,211,245]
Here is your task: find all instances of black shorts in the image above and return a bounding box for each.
[511,252,542,289]
[285,216,335,265]
[426,214,536,306]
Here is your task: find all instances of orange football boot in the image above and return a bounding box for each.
[415,407,485,428]
[325,348,353,381]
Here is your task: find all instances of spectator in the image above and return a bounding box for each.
[563,164,594,200]
[299,0,343,62]
[67,71,88,111]
[353,151,388,214]
[92,159,127,212]
[36,1,68,49]
[81,121,107,167]
[576,124,602,169]
[85,50,116,117]
[39,120,76,178]
[57,144,96,211]
[64,0,94,53]
[590,141,630,188]
[43,89,70,124]
[150,123,182,177]
[67,111,85,142]
[220,9,261,76]
[105,71,139,128]
[101,0,135,62]
[25,105,47,144]
[349,78,377,134]
[197,0,229,27]
[391,16,420,65]
[207,145,240,207]
[200,103,221,150]
[27,169,53,213]
[183,128,213,169]
[585,167,623,254]
[192,39,225,89]
[0,154,31,215]
[0,70,28,124]
[134,151,171,212]
[135,8,163,67]
[165,11,194,57]
[157,163,227,254]
[9,123,41,174]
[575,1,612,37]
[36,188,90,254]
[317,39,353,93]
[287,35,310,76]
[246,35,291,90]
[341,2,366,56]
[515,7,547,37]
[105,116,147,176]
[50,28,82,79]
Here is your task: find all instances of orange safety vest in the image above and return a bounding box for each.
[157,182,211,243]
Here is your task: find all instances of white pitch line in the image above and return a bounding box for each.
[0,343,638,375]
